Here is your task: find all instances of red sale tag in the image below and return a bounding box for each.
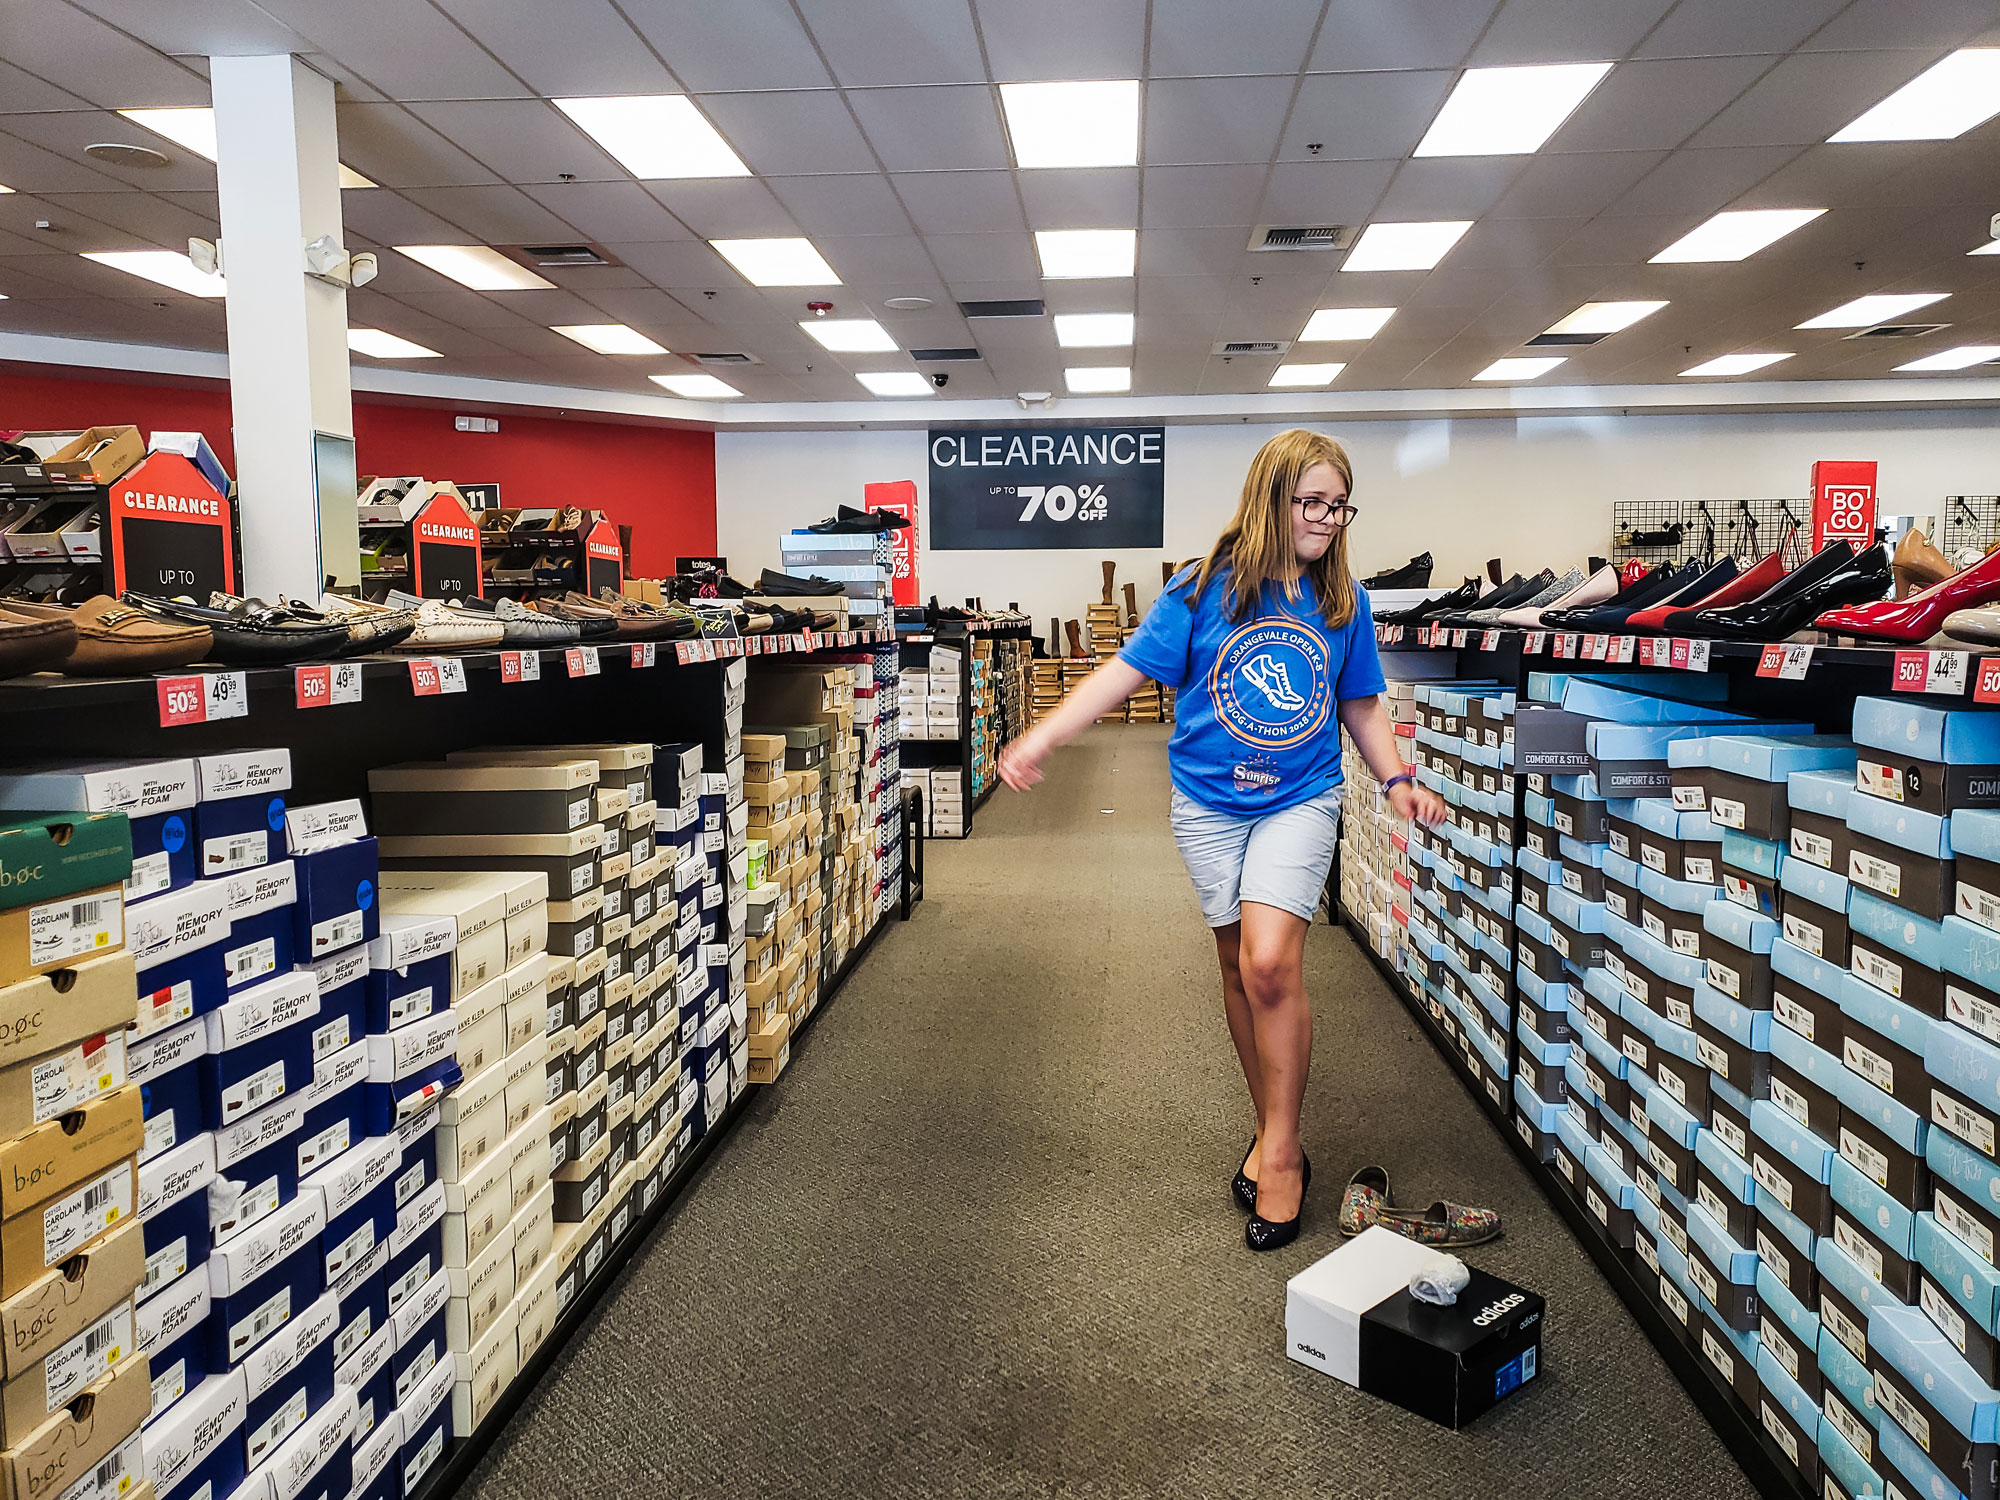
[296,666,330,709]
[1977,658,2000,704]
[1756,644,1786,677]
[157,676,205,726]
[1524,631,1546,654]
[500,652,524,683]
[408,660,442,696]
[1892,651,1929,693]
[566,647,587,677]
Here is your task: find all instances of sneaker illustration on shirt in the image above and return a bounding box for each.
[1239,653,1308,713]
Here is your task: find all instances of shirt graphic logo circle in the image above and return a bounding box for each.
[1210,618,1332,749]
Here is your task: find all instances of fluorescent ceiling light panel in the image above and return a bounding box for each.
[554,95,748,178]
[0,185,13,194]
[1413,62,1613,157]
[652,373,742,399]
[1053,313,1134,347]
[1679,352,1792,377]
[1064,366,1131,393]
[1972,239,2000,256]
[118,107,216,159]
[710,238,840,287]
[1830,48,2000,142]
[1269,363,1345,387]
[1298,306,1396,341]
[82,249,225,297]
[1795,292,1948,328]
[1340,221,1471,273]
[347,328,440,359]
[395,245,553,291]
[551,323,667,355]
[1896,345,2000,372]
[1473,356,1565,381]
[1545,300,1668,336]
[338,164,375,189]
[999,80,1139,168]
[1035,230,1136,279]
[856,371,933,397]
[800,318,897,352]
[1650,208,1825,263]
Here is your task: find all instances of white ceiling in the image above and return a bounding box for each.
[0,0,1996,411]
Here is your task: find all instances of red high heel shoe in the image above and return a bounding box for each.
[1815,544,2000,642]
[1627,546,1791,634]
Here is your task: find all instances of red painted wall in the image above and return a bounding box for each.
[0,366,716,578]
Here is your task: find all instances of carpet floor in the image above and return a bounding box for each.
[464,723,1756,1500]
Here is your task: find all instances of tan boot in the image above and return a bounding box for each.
[1123,581,1137,626]
[1065,619,1084,658]
[1162,560,1175,585]
[1101,560,1115,605]
[1893,527,1953,599]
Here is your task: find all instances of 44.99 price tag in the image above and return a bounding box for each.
[1893,649,1969,696]
[1755,643,1814,680]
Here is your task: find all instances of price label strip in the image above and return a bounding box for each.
[500,650,541,684]
[157,672,248,728]
[1668,638,1711,672]
[631,643,657,668]
[1893,648,1969,697]
[1756,643,1814,680]
[566,646,602,678]
[1977,657,2000,704]
[294,663,363,710]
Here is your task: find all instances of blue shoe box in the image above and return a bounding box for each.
[366,952,454,1035]
[136,1262,211,1422]
[399,1368,454,1498]
[139,1161,213,1304]
[388,1219,444,1315]
[210,1092,308,1244]
[215,861,298,993]
[131,1016,206,1165]
[291,835,380,960]
[395,1129,439,1212]
[136,941,229,1035]
[194,750,291,874]
[208,1230,325,1370]
[142,1368,247,1500]
[199,969,320,1129]
[298,1081,367,1181]
[1867,1299,1999,1498]
[321,1172,399,1296]
[348,1405,401,1500]
[332,1256,390,1378]
[389,1268,450,1404]
[241,1292,339,1470]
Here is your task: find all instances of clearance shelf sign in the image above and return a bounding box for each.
[928,426,1164,550]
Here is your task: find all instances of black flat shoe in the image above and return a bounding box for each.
[1245,1154,1310,1251]
[1233,1138,1258,1213]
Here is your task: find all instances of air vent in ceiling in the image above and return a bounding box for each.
[1248,224,1357,253]
[1844,323,1950,340]
[911,347,982,362]
[1211,340,1291,356]
[1525,332,1608,347]
[690,352,762,366]
[499,243,624,270]
[958,298,1046,319]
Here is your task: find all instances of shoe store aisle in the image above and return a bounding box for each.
[464,726,1754,1500]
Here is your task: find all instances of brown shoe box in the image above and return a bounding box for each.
[1771,1051,1842,1142]
[1653,1049,1714,1123]
[1847,832,1953,924]
[1701,932,1774,1011]
[1640,1106,1697,1203]
[1698,1304,1761,1410]
[1751,1137,1835,1238]
[1617,949,1698,1031]
[1685,1222,1759,1333]
[1851,934,1944,1022]
[1579,988,1624,1054]
[1515,869,1552,920]
[1833,1204,1917,1303]
[1595,1114,1637,1181]
[1694,1161,1757,1246]
[1772,967,1844,1054]
[1635,826,1719,886]
[1518,989,1574,1046]
[1582,1165,1636,1252]
[1838,1106,1929,1206]
[1757,1380,1821,1490]
[1515,1049,1568,1107]
[1514,929,1564,986]
[1514,1105,1559,1164]
[1788,808,1852,877]
[1839,1001,1928,1107]
[1857,749,2000,817]
[1557,858,1607,904]
[1521,822,1556,861]
[1551,791,1610,844]
[1548,914,1603,974]
[1602,873,1639,926]
[1759,1300,1824,1406]
[1636,897,1703,960]
[1711,1093,1755,1171]
[1722,865,1781,920]
[1694,1013,1772,1102]
[1755,1217,1818,1308]
[1960,854,2000,932]
[1932,1075,2000,1163]
[1921,1266,2000,1389]
[1867,1343,1994,1498]
[1777,883,1850,966]
[1704,768,1793,844]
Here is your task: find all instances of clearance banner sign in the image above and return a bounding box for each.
[109,451,238,598]
[927,426,1165,550]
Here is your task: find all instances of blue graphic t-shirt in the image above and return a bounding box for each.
[1118,567,1386,816]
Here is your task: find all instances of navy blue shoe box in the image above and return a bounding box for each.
[137,1130,217,1301]
[131,1015,206,1165]
[193,749,291,878]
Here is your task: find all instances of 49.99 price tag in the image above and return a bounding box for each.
[157,672,248,728]
[295,662,362,710]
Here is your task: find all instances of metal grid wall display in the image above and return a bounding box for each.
[1610,499,1813,569]
[1942,496,2000,562]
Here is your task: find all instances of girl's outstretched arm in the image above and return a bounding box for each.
[998,658,1148,791]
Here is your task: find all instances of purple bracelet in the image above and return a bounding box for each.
[1383,772,1414,793]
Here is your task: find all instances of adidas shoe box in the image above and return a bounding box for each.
[1285,1225,1543,1429]
[193,750,291,879]
[0,757,198,903]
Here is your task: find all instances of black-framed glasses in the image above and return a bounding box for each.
[1293,497,1359,526]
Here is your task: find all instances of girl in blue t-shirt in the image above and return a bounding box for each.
[999,428,1446,1252]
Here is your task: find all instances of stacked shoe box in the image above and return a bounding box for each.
[1031,660,1063,725]
[0,807,149,1500]
[736,733,808,1079]
[970,639,996,796]
[871,641,905,920]
[778,529,892,632]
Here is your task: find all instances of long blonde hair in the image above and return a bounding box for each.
[1182,429,1358,626]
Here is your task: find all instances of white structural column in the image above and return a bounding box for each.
[211,55,357,598]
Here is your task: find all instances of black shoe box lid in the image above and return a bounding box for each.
[1789,807,1853,878]
[1556,857,1607,903]
[1858,748,2000,817]
[1704,766,1794,844]
[1847,828,1954,924]
[1777,874,1851,967]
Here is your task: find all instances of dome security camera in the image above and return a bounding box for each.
[931,372,949,388]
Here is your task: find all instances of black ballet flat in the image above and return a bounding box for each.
[1233,1138,1258,1213]
[1245,1154,1310,1251]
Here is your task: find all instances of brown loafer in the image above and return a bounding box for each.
[0,606,79,679]
[6,595,210,676]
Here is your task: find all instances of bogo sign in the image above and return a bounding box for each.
[1812,460,1877,552]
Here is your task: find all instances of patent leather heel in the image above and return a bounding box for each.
[1233,1138,1258,1214]
[1245,1154,1310,1252]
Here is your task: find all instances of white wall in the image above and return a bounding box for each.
[716,409,2000,638]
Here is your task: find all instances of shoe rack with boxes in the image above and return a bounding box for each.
[1339,632,2000,1500]
[0,636,903,1500]
[896,624,1031,839]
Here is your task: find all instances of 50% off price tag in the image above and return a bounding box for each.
[157,671,248,727]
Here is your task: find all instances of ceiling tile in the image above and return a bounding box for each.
[1469,0,1677,65]
[0,114,217,194]
[406,185,582,244]
[1147,0,1325,77]
[339,191,487,250]
[890,172,1023,236]
[923,233,1037,281]
[767,175,915,237]
[0,58,95,113]
[36,193,216,246]
[1602,144,1800,218]
[1257,158,1398,224]
[1724,141,1926,211]
[1140,165,1267,229]
[1548,214,1693,265]
[0,8,210,109]
[697,92,880,177]
[1281,71,1454,162]
[1549,56,1775,153]
[808,233,937,282]
[618,0,833,91]
[1310,0,1502,71]
[1445,215,1589,270]
[1017,169,1138,232]
[1144,77,1296,165]
[792,0,983,86]
[62,0,313,57]
[977,0,1146,81]
[547,286,710,333]
[252,0,533,100]
[404,101,623,186]
[429,0,672,94]
[1486,152,1666,219]
[1635,0,1847,58]
[645,179,799,238]
[0,130,134,195]
[846,87,1008,172]
[603,240,735,286]
[1136,275,1230,317]
[0,257,102,297]
[1800,0,2000,51]
[338,104,507,189]
[1688,49,1951,148]
[519,182,695,242]
[1138,227,1255,279]
[1371,158,1522,220]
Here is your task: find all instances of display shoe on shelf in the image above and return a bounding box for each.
[0,605,79,679]
[1123,581,1139,626]
[1496,566,1618,628]
[126,592,350,664]
[550,505,587,532]
[1684,542,1891,641]
[1245,1153,1311,1253]
[1443,571,1545,627]
[807,503,908,533]
[1377,1199,1503,1248]
[1338,1165,1393,1237]
[1539,563,1677,631]
[375,591,506,650]
[1065,620,1085,657]
[1565,556,1740,634]
[758,567,840,597]
[1891,527,1955,600]
[1814,542,2000,643]
[1470,567,1583,626]
[1430,574,1522,626]
[1627,546,1789,634]
[3,595,208,676]
[471,595,580,645]
[1363,552,1434,590]
[1486,558,1504,585]
[581,592,684,641]
[1941,608,2000,646]
[531,597,619,641]
[1378,577,1481,626]
[310,593,420,655]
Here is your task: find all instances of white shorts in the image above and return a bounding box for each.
[1169,784,1346,927]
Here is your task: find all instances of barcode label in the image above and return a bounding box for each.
[143,1236,188,1297]
[1934,1090,1997,1157]
[1947,984,2000,1048]
[150,1358,187,1417]
[27,893,121,966]
[1781,914,1825,958]
[1751,1154,1794,1211]
[126,851,171,900]
[312,1013,350,1060]
[44,1166,128,1264]
[1922,1276,1969,1354]
[43,1303,131,1410]
[299,1118,350,1175]
[246,1387,309,1466]
[1873,1369,1930,1451]
[30,1032,126,1123]
[1936,1187,1996,1267]
[1757,1229,1791,1287]
[1850,850,1902,899]
[1853,945,1903,1000]
[221,1060,286,1121]
[231,1286,291,1357]
[1770,1075,1811,1128]
[1823,1297,1867,1362]
[226,937,276,984]
[1840,1126,1892,1190]
[1792,828,1834,869]
[1826,1391,1872,1463]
